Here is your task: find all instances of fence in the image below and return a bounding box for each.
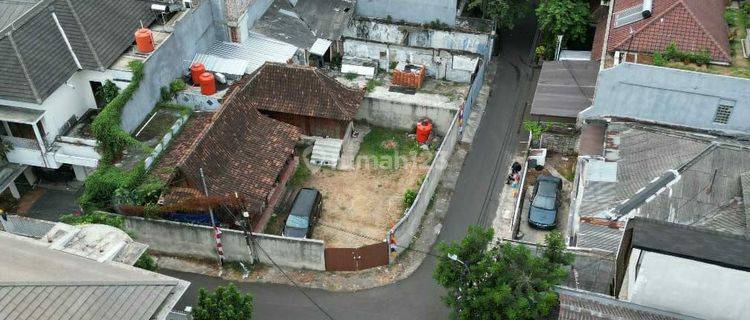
[462,58,486,125]
[124,216,326,270]
[388,112,461,258]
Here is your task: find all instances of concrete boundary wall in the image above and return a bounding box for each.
[388,112,460,257]
[356,96,458,136]
[120,2,219,133]
[124,216,326,270]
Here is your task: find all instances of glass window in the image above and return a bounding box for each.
[532,196,555,210]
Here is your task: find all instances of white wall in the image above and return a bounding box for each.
[627,251,750,320]
[0,69,130,145]
[344,39,477,82]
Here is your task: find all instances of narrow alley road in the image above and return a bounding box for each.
[162,13,539,320]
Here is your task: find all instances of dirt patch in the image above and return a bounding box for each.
[309,162,429,248]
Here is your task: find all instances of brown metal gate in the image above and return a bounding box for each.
[324,242,389,271]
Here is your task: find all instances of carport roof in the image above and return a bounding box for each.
[530,60,598,118]
[0,105,43,124]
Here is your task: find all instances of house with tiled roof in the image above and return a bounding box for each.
[236,62,364,139]
[592,0,731,65]
[152,85,301,229]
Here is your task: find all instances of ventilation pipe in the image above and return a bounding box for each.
[642,0,653,18]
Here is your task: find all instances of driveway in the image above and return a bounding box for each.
[161,13,540,320]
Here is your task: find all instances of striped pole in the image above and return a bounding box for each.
[200,168,224,267]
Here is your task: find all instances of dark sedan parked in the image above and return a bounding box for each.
[283,188,322,239]
[528,175,562,230]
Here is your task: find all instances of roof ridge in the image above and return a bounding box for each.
[678,0,731,61]
[314,68,362,118]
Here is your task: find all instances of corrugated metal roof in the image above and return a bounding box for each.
[309,38,332,56]
[530,60,598,118]
[192,54,248,76]
[196,35,297,75]
[555,286,694,320]
[311,138,342,168]
[0,283,176,320]
[577,222,623,252]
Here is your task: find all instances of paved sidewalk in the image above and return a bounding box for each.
[491,142,528,242]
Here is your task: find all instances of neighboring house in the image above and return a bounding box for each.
[530,60,598,121]
[592,0,731,65]
[250,0,356,65]
[0,227,188,320]
[580,63,750,136]
[553,286,698,320]
[218,0,273,43]
[0,0,154,180]
[235,62,364,139]
[341,17,494,82]
[356,0,458,27]
[153,89,301,228]
[615,217,750,320]
[569,121,750,252]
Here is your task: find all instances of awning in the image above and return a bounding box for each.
[309,38,332,56]
[0,106,44,124]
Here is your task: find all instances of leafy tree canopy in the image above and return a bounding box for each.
[192,284,254,320]
[467,0,533,30]
[536,0,591,42]
[433,226,573,320]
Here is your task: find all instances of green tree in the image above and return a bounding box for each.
[467,0,532,30]
[434,226,573,319]
[192,284,253,320]
[536,0,590,42]
[95,80,120,106]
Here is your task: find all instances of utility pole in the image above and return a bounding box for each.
[235,192,256,265]
[200,168,224,268]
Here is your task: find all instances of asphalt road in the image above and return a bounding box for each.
[162,14,539,320]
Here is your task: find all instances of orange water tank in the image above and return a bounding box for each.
[190,63,206,84]
[134,28,154,53]
[416,120,432,144]
[199,72,216,95]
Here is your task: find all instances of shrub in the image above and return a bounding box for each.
[344,72,357,80]
[78,164,146,210]
[389,61,399,70]
[135,254,158,271]
[365,79,383,92]
[652,51,666,66]
[95,80,120,105]
[59,211,125,229]
[91,60,144,163]
[403,189,417,208]
[169,79,187,94]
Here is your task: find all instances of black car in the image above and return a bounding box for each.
[283,188,322,239]
[528,175,562,230]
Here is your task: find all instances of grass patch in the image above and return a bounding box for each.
[287,163,311,188]
[358,127,420,160]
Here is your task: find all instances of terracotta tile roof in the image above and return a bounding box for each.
[178,90,301,209]
[604,0,730,62]
[152,112,215,184]
[234,62,364,121]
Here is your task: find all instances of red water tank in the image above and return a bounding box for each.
[198,72,216,95]
[134,28,154,53]
[416,120,432,144]
[190,63,206,84]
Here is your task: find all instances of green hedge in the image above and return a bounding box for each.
[78,164,147,211]
[653,42,711,66]
[91,60,145,163]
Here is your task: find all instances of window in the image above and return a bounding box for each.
[714,104,733,124]
[229,27,239,43]
[614,5,645,28]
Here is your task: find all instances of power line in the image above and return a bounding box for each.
[221,209,336,320]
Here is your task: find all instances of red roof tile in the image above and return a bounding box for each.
[603,0,730,62]
[234,62,364,121]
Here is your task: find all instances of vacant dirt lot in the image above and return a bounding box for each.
[309,159,429,248]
